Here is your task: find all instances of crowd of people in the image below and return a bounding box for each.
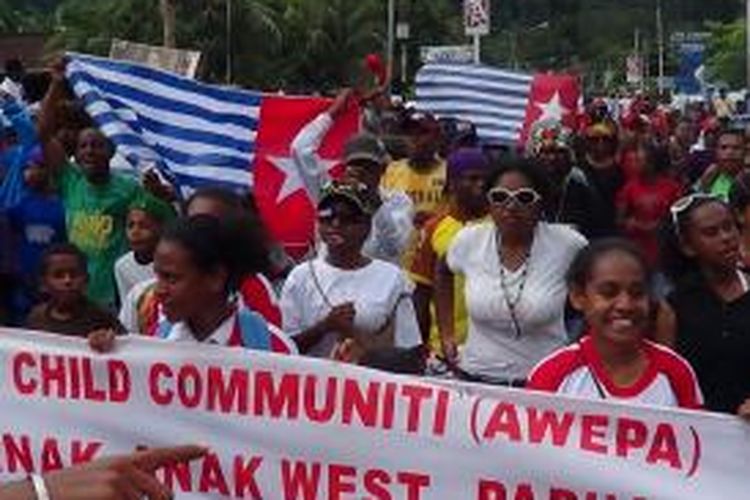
[1,56,750,488]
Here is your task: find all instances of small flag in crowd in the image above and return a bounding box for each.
[65,53,359,257]
[415,63,580,146]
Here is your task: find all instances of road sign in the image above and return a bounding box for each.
[420,45,475,64]
[464,0,490,37]
[626,54,643,85]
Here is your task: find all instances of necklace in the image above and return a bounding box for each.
[495,230,531,339]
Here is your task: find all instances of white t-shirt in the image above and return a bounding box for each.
[114,252,154,306]
[446,222,587,380]
[280,257,422,357]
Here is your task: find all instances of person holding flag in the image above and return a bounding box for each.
[37,59,174,310]
[289,88,414,264]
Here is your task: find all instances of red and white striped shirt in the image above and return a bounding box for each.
[527,335,703,410]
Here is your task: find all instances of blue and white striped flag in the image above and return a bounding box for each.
[66,53,259,191]
[415,63,534,145]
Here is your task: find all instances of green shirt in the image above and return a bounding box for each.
[59,162,141,308]
[709,173,734,202]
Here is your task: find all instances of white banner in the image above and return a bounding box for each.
[0,328,748,499]
[110,39,202,78]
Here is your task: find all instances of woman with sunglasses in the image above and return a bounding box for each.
[662,193,750,414]
[280,180,422,358]
[435,158,587,385]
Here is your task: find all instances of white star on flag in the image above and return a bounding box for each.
[267,154,338,203]
[535,91,571,123]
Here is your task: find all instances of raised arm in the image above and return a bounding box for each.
[37,58,71,175]
[289,88,354,202]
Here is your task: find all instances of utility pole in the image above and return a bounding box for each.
[387,0,395,91]
[634,28,643,91]
[656,0,665,95]
[226,0,233,84]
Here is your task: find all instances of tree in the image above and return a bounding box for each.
[706,19,745,88]
[23,0,749,91]
[159,0,176,48]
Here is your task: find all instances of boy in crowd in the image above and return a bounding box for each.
[26,243,125,337]
[38,59,173,310]
[7,146,66,323]
[114,194,175,305]
[699,128,745,200]
[381,112,447,227]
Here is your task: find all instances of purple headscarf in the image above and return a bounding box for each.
[446,147,490,185]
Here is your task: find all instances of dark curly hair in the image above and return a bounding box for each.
[161,214,270,294]
[484,156,551,213]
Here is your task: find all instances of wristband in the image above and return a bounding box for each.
[29,474,51,500]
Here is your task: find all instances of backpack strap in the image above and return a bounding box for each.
[237,307,272,351]
[153,304,272,350]
[156,316,172,339]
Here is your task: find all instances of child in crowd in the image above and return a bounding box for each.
[114,194,175,305]
[118,188,283,335]
[663,194,750,414]
[25,243,125,337]
[527,239,703,410]
[698,128,744,200]
[616,142,682,268]
[92,215,295,353]
[38,59,173,310]
[7,146,66,323]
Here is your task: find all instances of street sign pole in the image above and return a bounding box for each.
[464,0,490,64]
[387,0,395,90]
[657,0,665,94]
[226,0,233,84]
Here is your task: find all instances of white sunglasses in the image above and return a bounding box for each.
[487,187,541,207]
[669,193,721,229]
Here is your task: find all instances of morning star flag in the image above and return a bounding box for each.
[65,53,358,257]
[415,62,580,146]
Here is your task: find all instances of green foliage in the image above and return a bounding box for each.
[1,0,746,91]
[706,19,746,88]
[48,0,161,55]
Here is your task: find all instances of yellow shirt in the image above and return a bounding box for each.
[409,212,486,353]
[381,158,447,217]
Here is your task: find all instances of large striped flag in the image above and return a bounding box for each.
[65,53,359,257]
[415,62,581,146]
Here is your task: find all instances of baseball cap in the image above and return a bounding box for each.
[318,180,381,217]
[344,134,390,167]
